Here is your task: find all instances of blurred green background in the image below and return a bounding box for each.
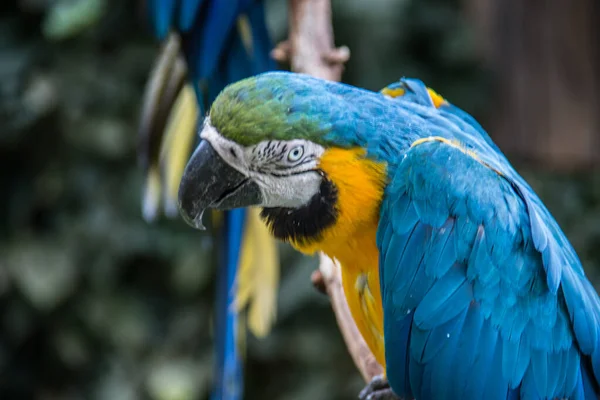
[1,0,599,399]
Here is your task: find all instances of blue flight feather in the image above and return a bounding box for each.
[423,218,456,279]
[502,336,530,389]
[381,222,420,309]
[447,304,484,396]
[388,194,419,234]
[149,0,177,39]
[462,319,499,399]
[244,2,274,74]
[384,313,413,398]
[178,0,205,32]
[418,307,467,364]
[185,0,241,81]
[211,209,246,400]
[429,307,468,400]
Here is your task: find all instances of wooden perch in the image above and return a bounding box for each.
[272,0,350,81]
[276,0,383,383]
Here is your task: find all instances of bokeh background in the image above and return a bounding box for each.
[1,0,599,399]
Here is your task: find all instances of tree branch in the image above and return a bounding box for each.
[275,0,383,383]
[317,255,384,382]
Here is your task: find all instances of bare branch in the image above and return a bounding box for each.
[287,0,350,81]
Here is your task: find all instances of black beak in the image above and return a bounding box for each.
[177,140,263,229]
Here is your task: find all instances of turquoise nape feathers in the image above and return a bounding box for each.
[138,2,279,400]
[177,71,600,400]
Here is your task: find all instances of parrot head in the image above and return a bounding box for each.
[178,71,388,249]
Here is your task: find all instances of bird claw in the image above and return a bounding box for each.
[358,375,400,400]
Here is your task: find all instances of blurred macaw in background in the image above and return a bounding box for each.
[177,71,600,399]
[137,2,280,399]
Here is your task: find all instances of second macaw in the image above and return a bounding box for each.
[138,1,279,399]
[177,71,600,400]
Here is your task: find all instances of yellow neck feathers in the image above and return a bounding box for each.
[290,148,387,261]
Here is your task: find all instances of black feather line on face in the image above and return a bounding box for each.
[260,176,338,244]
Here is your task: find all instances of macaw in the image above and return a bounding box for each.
[177,71,600,400]
[137,2,279,399]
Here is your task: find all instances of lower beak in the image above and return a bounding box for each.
[177,140,263,229]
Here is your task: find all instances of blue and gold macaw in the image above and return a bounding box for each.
[137,2,279,399]
[177,71,600,399]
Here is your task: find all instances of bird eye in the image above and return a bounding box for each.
[287,146,304,162]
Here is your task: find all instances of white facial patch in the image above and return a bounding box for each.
[200,119,326,208]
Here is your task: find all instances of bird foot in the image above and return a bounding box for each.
[358,375,400,400]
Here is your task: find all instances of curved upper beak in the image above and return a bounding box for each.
[177,140,263,229]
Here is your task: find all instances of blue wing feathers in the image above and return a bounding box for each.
[383,223,418,287]
[530,349,549,397]
[429,307,468,400]
[418,306,467,364]
[408,356,429,400]
[378,126,600,399]
[387,223,429,316]
[581,357,600,399]
[388,194,419,234]
[413,264,472,330]
[423,218,456,279]
[462,317,500,399]
[564,344,582,391]
[502,334,530,388]
[484,338,511,400]
[448,304,485,395]
[384,313,414,398]
[545,350,563,396]
[391,257,433,315]
[561,266,599,355]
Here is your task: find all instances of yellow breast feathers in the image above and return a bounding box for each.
[291,148,388,368]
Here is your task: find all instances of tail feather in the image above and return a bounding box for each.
[182,0,243,84]
[137,34,187,221]
[244,2,277,74]
[159,84,199,216]
[212,209,246,400]
[235,208,279,338]
[178,0,205,32]
[148,0,177,39]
